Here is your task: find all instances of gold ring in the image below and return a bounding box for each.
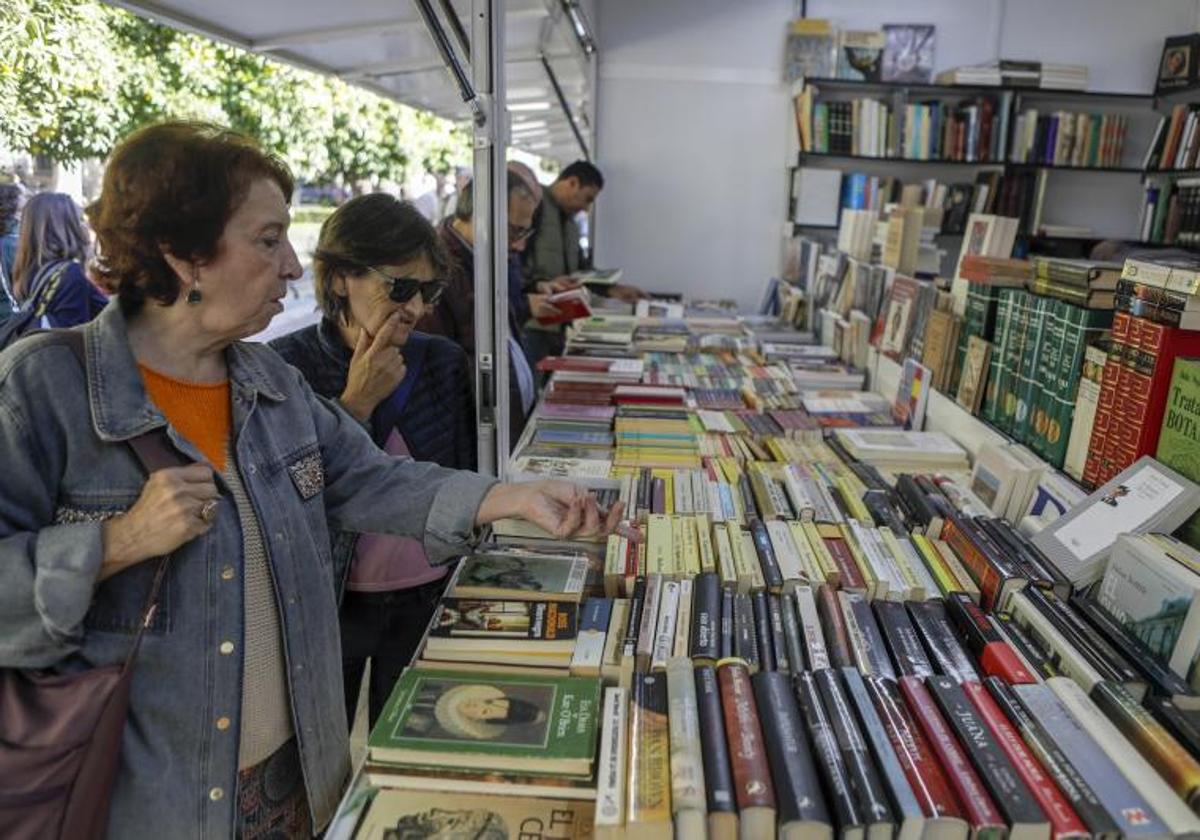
[199,500,218,524]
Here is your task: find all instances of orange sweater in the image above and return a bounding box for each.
[139,364,232,472]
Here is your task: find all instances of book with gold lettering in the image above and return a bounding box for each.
[627,673,673,837]
[423,599,579,667]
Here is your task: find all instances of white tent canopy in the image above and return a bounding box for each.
[108,0,595,164]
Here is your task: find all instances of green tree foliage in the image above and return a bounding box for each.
[0,0,470,186]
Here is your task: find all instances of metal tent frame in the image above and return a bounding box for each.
[105,0,598,474]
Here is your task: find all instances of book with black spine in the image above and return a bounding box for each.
[751,590,777,672]
[720,584,735,659]
[750,517,785,592]
[872,600,936,677]
[794,670,864,837]
[906,599,980,682]
[897,473,944,536]
[926,675,1050,839]
[767,593,790,674]
[694,664,738,840]
[780,588,807,674]
[734,592,760,672]
[690,572,721,663]
[945,591,1036,685]
[815,668,896,840]
[621,576,647,686]
[1021,587,1143,693]
[840,668,925,840]
[991,612,1058,679]
[636,574,663,672]
[1145,694,1200,763]
[839,590,897,679]
[985,677,1119,839]
[754,671,834,840]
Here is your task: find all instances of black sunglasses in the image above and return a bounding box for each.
[365,266,448,306]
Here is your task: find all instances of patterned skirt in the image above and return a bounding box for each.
[236,738,311,839]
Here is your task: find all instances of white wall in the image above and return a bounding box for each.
[594,0,1200,311]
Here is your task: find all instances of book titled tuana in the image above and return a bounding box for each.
[368,668,600,776]
[899,675,1006,840]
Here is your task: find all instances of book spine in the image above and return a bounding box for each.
[694,664,737,819]
[733,592,760,672]
[817,582,855,669]
[689,572,721,663]
[767,594,790,674]
[865,675,966,823]
[636,574,663,672]
[1047,676,1200,835]
[628,672,672,830]
[751,590,777,673]
[749,518,784,591]
[753,671,833,831]
[779,588,806,676]
[795,585,831,670]
[718,661,777,813]
[595,686,629,834]
[900,675,1007,836]
[666,656,708,825]
[873,599,936,677]
[650,581,680,671]
[840,590,897,679]
[906,598,981,683]
[601,599,630,686]
[841,668,926,839]
[568,598,612,679]
[945,591,1036,684]
[1088,680,1200,808]
[795,670,863,832]
[963,679,1087,837]
[815,668,896,832]
[988,676,1123,838]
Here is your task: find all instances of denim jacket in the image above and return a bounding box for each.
[0,300,497,838]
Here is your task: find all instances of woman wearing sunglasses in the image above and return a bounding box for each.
[270,193,474,728]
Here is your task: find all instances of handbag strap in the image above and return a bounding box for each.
[55,328,190,669]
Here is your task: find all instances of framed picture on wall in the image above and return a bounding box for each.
[882,24,936,84]
[1157,33,1200,94]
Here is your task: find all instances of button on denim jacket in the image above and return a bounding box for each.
[0,301,497,838]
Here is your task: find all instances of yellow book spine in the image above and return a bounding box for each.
[713,523,738,586]
[694,514,717,574]
[787,520,823,583]
[739,529,766,593]
[879,529,923,600]
[681,515,701,577]
[646,514,672,576]
[933,538,982,603]
[670,515,685,580]
[834,476,872,524]
[802,521,840,584]
[911,533,958,598]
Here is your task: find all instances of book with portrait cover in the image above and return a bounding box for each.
[354,789,595,840]
[450,551,590,602]
[369,668,601,775]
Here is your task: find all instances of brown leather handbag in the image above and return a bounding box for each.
[0,330,188,839]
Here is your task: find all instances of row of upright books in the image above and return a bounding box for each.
[341,301,1200,839]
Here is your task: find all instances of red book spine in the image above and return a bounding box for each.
[865,675,965,821]
[899,676,1006,835]
[718,661,776,812]
[941,519,1001,610]
[1134,318,1200,457]
[823,537,867,591]
[961,682,1090,839]
[979,643,1036,685]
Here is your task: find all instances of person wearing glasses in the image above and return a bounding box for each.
[419,171,554,445]
[269,193,473,729]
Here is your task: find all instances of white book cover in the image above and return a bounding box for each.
[651,581,681,671]
[794,585,830,670]
[673,579,693,659]
[594,687,629,830]
[766,519,804,582]
[837,428,967,459]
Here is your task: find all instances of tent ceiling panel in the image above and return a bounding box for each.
[107,0,593,163]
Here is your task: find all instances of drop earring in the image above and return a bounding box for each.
[186,268,202,305]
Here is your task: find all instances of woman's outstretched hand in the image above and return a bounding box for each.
[475,481,628,540]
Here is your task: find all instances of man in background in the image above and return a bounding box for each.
[522,160,645,363]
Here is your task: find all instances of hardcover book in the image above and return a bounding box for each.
[354,789,594,840]
[1154,356,1200,548]
[594,687,628,837]
[627,673,673,836]
[795,671,864,837]
[369,669,601,775]
[694,665,738,839]
[451,551,590,603]
[719,661,777,838]
[666,657,707,837]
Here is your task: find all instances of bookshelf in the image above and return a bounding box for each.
[788,74,1196,247]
